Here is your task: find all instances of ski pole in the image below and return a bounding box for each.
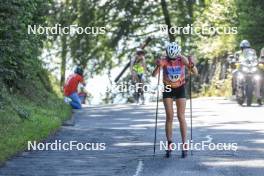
[153,67,160,157]
[189,61,193,156]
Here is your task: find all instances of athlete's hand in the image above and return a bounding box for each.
[188,55,197,66]
[156,59,163,67]
[188,55,198,75]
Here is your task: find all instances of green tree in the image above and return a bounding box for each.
[236,0,264,52]
[0,0,53,98]
[192,0,237,59]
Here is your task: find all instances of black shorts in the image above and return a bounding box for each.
[163,85,186,99]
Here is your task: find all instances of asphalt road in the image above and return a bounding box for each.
[0,97,264,176]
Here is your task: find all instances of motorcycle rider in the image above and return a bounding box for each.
[233,40,262,105]
[260,48,264,63]
[258,48,264,101]
[232,41,251,95]
[229,53,238,95]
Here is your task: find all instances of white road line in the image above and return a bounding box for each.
[133,160,144,176]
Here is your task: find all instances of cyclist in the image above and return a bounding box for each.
[152,42,198,158]
[64,66,86,109]
[130,48,147,104]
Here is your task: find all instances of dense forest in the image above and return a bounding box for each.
[1,0,264,101]
[0,0,264,163]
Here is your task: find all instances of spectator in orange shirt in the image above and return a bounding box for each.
[64,67,85,109]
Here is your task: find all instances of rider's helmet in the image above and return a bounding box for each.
[74,66,84,76]
[166,42,181,59]
[240,40,251,49]
[136,48,145,55]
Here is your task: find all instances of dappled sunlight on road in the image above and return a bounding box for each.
[113,142,153,147]
[1,98,264,176]
[202,158,264,168]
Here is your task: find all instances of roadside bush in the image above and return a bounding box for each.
[0,0,51,98]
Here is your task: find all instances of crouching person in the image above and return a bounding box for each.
[64,67,85,109]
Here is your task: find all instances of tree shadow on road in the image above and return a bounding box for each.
[1,104,264,176]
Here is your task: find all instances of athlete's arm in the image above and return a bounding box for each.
[188,56,198,75]
[78,75,86,86]
[180,54,189,65]
[130,57,135,74]
[190,65,198,75]
[152,59,163,77]
[152,66,160,77]
[142,57,147,73]
[180,54,198,75]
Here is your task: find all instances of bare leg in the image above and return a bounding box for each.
[163,98,174,142]
[176,98,187,147]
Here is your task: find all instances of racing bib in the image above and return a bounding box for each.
[166,66,182,82]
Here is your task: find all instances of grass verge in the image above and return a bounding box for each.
[0,88,71,165]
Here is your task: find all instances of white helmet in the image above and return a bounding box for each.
[136,48,145,55]
[240,40,250,49]
[166,42,181,59]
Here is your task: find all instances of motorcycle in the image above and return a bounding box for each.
[235,50,262,106]
[228,55,239,95]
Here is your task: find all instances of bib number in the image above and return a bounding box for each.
[166,66,181,82]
